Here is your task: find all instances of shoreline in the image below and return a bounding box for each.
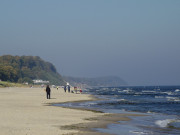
[48,91,146,135]
[59,111,145,135]
[0,87,145,135]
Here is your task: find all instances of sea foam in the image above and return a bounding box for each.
[155,119,175,128]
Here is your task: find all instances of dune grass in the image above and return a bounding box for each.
[0,81,26,87]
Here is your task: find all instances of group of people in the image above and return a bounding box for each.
[45,85,72,99]
[63,85,71,93]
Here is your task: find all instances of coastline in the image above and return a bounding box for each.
[60,112,145,135]
[0,87,144,135]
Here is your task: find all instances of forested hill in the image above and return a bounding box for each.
[0,55,66,85]
[63,76,128,88]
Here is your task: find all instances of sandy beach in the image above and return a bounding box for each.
[0,87,142,135]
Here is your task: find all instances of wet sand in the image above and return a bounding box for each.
[0,87,143,135]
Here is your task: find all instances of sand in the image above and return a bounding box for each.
[0,87,143,135]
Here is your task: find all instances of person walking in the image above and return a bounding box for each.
[64,86,66,92]
[46,85,51,99]
[68,85,70,93]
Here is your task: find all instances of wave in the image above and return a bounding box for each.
[155,96,164,99]
[161,92,174,95]
[155,119,180,129]
[175,89,180,92]
[155,119,175,128]
[166,96,180,102]
[97,100,180,105]
[142,90,156,93]
[87,87,180,116]
[129,130,151,135]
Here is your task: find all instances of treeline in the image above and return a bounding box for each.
[0,55,66,85]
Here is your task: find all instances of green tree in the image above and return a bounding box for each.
[0,65,18,82]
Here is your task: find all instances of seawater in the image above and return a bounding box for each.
[55,86,180,135]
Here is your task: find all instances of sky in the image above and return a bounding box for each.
[0,0,180,86]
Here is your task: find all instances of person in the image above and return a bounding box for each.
[68,85,70,93]
[80,89,82,94]
[46,85,51,99]
[74,87,77,94]
[64,86,66,92]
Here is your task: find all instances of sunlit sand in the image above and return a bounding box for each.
[0,87,142,135]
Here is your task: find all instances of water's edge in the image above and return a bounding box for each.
[52,95,148,135]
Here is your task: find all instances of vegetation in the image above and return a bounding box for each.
[0,55,66,85]
[0,81,25,87]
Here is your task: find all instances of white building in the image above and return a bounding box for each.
[33,79,49,84]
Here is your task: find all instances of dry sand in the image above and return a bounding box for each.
[0,87,143,135]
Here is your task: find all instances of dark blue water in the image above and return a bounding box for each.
[86,86,180,116]
[55,86,180,135]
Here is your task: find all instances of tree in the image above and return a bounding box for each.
[0,65,18,82]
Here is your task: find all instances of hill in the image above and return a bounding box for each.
[0,55,66,85]
[63,76,128,88]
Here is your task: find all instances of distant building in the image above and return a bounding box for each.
[33,79,49,84]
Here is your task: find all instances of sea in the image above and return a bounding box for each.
[55,86,180,135]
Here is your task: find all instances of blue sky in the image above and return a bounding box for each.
[0,0,180,85]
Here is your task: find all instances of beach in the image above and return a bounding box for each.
[0,87,144,135]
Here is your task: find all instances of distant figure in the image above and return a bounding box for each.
[68,85,70,93]
[46,85,51,99]
[57,86,58,90]
[74,87,77,94]
[64,86,66,92]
